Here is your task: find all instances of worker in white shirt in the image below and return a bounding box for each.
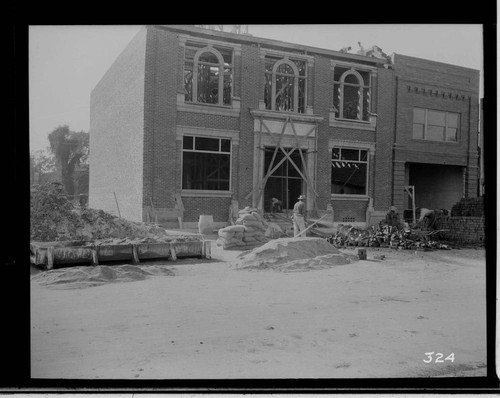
[292,194,307,237]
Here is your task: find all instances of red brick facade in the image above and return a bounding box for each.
[89,25,480,227]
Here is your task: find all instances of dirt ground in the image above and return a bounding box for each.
[30,237,487,380]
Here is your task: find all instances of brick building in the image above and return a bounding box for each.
[89,25,480,228]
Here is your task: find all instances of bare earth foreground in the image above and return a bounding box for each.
[31,238,487,380]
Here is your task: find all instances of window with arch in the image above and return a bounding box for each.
[184,42,233,106]
[333,67,371,121]
[264,55,307,113]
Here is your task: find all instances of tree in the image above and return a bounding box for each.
[30,148,56,185]
[48,125,89,198]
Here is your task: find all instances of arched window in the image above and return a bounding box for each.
[264,56,306,113]
[184,44,233,106]
[333,67,371,121]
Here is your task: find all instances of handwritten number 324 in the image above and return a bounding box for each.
[423,352,455,363]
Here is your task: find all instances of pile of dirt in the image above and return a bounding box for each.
[31,264,175,289]
[233,237,357,272]
[30,182,183,242]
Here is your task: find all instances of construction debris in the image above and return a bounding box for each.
[326,224,451,250]
[217,207,269,249]
[31,182,180,242]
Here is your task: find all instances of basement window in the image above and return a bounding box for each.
[182,136,231,191]
[413,108,460,142]
[331,147,368,195]
[184,42,233,106]
[333,67,371,122]
[264,55,307,113]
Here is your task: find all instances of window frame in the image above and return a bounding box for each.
[264,56,307,113]
[184,45,233,107]
[412,107,460,143]
[330,147,369,196]
[333,68,371,123]
[181,135,232,192]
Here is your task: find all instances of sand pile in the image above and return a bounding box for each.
[30,182,178,242]
[233,237,357,272]
[31,264,174,289]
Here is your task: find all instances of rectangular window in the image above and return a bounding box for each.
[412,108,460,142]
[182,136,231,191]
[331,148,368,195]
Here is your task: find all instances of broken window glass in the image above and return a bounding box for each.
[331,148,368,195]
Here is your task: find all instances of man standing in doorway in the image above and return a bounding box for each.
[292,194,307,237]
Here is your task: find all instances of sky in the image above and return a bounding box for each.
[28,24,483,153]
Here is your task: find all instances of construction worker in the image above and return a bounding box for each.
[292,194,307,237]
[384,206,401,227]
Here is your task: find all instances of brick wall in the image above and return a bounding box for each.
[440,217,485,244]
[314,55,334,211]
[89,27,147,222]
[182,197,232,223]
[439,197,484,244]
[142,27,180,213]
[331,199,369,223]
[238,43,261,208]
[373,67,396,211]
[392,54,480,209]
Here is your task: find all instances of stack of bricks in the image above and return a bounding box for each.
[440,197,485,244]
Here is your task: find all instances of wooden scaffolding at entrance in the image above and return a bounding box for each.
[246,115,319,212]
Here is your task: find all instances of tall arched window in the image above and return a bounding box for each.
[184,44,233,106]
[333,67,371,121]
[264,56,306,113]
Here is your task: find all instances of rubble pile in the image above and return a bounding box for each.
[326,224,451,250]
[217,207,269,249]
[30,182,174,242]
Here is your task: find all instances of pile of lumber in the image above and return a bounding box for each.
[326,224,451,250]
[217,207,269,249]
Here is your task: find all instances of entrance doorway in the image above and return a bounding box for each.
[263,147,305,214]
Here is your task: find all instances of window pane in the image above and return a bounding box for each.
[341,148,359,161]
[277,63,295,75]
[343,85,360,120]
[221,139,231,152]
[413,124,424,140]
[360,150,368,161]
[344,74,359,85]
[275,75,294,111]
[197,64,219,104]
[198,51,219,64]
[446,127,458,142]
[427,125,445,141]
[223,72,232,105]
[331,161,367,195]
[447,112,459,128]
[332,148,340,160]
[182,152,230,190]
[195,137,220,152]
[427,110,445,126]
[183,135,193,150]
[413,108,425,124]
